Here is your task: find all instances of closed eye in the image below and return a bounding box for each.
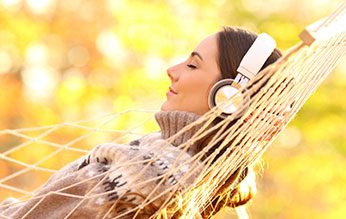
[187,64,196,69]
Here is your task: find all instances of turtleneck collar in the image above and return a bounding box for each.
[155,111,205,154]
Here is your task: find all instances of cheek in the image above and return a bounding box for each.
[184,73,216,97]
[181,75,208,97]
[189,82,209,98]
[180,75,215,113]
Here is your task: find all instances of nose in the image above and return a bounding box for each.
[167,64,180,82]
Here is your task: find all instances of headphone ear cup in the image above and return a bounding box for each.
[208,79,234,109]
[208,79,247,119]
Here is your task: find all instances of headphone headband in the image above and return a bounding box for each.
[236,33,277,80]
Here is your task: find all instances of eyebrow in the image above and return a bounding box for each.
[191,51,204,62]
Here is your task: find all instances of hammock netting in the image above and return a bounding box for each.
[1,2,346,219]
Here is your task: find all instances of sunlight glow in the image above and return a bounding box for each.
[105,0,126,14]
[96,30,129,66]
[2,0,20,4]
[22,65,59,101]
[25,43,47,64]
[96,30,122,57]
[25,0,55,14]
[1,0,21,11]
[0,50,12,74]
[145,56,166,80]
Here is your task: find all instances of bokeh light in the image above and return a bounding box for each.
[67,45,90,67]
[25,43,47,64]
[1,0,22,12]
[21,65,59,101]
[0,50,13,74]
[25,0,56,15]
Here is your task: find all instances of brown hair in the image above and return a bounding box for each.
[218,26,282,80]
[199,26,282,216]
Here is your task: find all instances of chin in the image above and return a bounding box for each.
[160,101,170,111]
[161,101,177,112]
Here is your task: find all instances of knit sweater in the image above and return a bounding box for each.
[0,111,206,219]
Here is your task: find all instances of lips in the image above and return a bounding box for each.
[169,86,177,95]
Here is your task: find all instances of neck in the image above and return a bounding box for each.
[155,110,204,155]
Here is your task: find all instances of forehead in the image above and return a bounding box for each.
[194,33,219,62]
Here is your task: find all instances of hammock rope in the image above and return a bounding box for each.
[1,2,346,218]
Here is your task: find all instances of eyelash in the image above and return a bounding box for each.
[187,64,196,69]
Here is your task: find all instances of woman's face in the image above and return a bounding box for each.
[161,33,221,115]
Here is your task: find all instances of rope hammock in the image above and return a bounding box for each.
[1,2,346,218]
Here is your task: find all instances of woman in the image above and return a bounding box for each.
[0,26,282,219]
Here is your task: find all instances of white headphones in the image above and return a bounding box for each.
[208,33,277,119]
